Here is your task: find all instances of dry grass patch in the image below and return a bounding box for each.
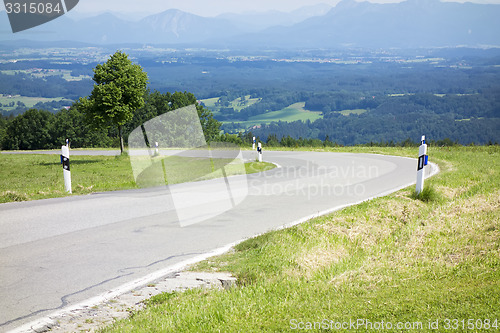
[292,245,347,279]
[0,190,28,202]
[433,157,456,173]
[320,223,387,249]
[391,190,500,270]
[436,185,462,199]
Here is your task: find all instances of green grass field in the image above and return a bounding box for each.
[200,97,219,108]
[203,97,370,132]
[248,102,323,123]
[99,146,500,333]
[222,102,323,130]
[0,94,72,112]
[0,153,275,203]
[201,95,261,113]
[201,96,323,130]
[0,69,90,81]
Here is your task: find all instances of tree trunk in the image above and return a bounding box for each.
[119,125,124,154]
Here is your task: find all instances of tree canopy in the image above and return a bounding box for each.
[75,51,148,153]
[1,109,54,150]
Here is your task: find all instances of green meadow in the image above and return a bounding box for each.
[0,69,90,81]
[222,102,323,130]
[0,95,71,111]
[202,96,371,131]
[0,153,274,203]
[201,95,261,113]
[247,102,323,123]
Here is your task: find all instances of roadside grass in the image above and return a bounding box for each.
[0,153,274,203]
[100,146,500,332]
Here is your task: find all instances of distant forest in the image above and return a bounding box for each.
[0,47,499,147]
[220,90,500,145]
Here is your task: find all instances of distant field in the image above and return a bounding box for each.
[205,96,368,131]
[222,102,323,130]
[0,69,90,81]
[0,95,72,112]
[201,97,219,108]
[233,96,261,111]
[338,109,367,116]
[248,102,322,123]
[201,95,261,113]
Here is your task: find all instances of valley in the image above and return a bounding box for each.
[0,43,499,146]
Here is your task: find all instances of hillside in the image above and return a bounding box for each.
[241,0,500,48]
[1,45,499,146]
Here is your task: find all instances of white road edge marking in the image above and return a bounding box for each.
[9,243,238,333]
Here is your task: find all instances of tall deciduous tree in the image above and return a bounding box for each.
[75,51,148,154]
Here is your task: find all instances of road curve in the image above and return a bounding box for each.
[0,150,436,332]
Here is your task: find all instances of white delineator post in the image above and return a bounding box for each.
[252,136,256,150]
[257,142,262,162]
[416,135,428,195]
[61,144,72,194]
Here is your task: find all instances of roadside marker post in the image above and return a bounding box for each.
[252,136,256,150]
[416,135,428,195]
[61,141,72,194]
[257,142,262,162]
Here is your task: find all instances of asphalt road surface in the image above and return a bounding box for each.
[0,150,435,332]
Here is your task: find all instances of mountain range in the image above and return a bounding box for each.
[1,0,499,49]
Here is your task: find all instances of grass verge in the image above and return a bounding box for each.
[0,153,275,203]
[100,146,500,332]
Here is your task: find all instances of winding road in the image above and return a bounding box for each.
[0,150,436,332]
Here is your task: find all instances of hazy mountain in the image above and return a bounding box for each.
[137,9,242,43]
[0,9,241,44]
[216,4,332,32]
[76,13,137,44]
[1,0,499,48]
[238,0,500,48]
[69,11,152,22]
[0,11,133,43]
